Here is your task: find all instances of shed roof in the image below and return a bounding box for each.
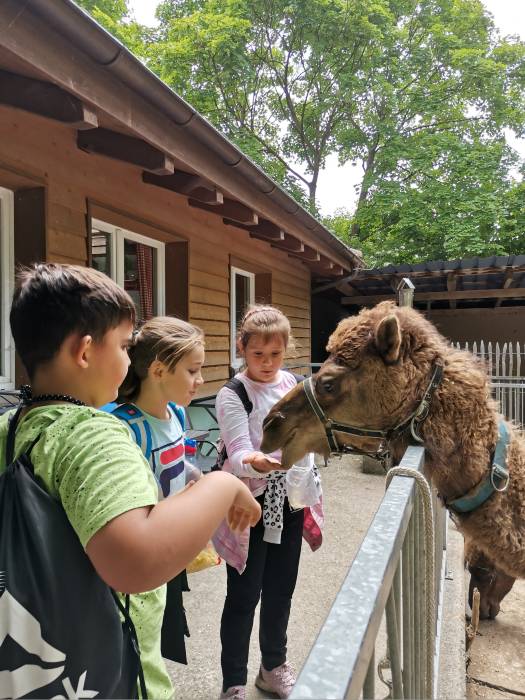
[320,255,525,310]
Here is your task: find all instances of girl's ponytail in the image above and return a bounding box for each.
[117,346,143,403]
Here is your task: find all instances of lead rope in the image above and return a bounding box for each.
[379,467,435,699]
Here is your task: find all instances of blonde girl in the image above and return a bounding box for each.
[214,305,323,700]
[113,316,206,666]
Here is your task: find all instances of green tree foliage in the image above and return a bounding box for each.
[150,0,386,210]
[76,0,525,265]
[74,0,146,53]
[149,0,525,263]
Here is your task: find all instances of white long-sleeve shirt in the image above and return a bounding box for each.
[213,369,324,571]
[215,369,317,496]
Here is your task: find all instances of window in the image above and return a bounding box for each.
[0,188,14,387]
[91,219,165,322]
[230,266,255,369]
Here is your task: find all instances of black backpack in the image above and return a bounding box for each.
[213,370,303,470]
[0,405,147,699]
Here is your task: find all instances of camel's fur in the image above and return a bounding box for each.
[261,301,525,580]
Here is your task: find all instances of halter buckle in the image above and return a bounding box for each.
[415,399,430,419]
[491,463,509,492]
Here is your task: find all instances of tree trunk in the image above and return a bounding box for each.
[352,141,378,240]
[308,169,319,212]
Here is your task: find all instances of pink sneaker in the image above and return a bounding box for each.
[255,661,296,698]
[219,686,246,700]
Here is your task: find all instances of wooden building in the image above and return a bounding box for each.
[0,0,361,394]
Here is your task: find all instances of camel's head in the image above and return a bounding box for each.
[467,546,515,619]
[261,301,446,467]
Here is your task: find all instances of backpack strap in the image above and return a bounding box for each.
[224,377,253,415]
[6,404,24,464]
[223,371,303,416]
[111,591,148,700]
[168,403,185,431]
[112,404,153,462]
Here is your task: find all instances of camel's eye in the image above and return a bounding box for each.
[320,378,334,393]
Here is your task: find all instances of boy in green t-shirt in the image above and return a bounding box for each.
[1,263,261,699]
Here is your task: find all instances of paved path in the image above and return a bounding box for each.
[167,455,387,699]
[467,579,525,698]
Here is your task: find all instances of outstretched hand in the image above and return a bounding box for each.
[242,451,282,474]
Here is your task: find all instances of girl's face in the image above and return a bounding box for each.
[161,345,205,406]
[243,333,286,383]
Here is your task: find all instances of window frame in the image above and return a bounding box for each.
[230,265,255,369]
[91,218,166,315]
[0,187,14,388]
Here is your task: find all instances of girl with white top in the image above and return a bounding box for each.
[215,305,323,700]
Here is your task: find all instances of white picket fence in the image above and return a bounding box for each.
[455,341,525,430]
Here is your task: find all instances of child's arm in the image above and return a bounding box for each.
[86,470,260,593]
[216,387,277,478]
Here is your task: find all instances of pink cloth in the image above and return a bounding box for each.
[212,370,324,573]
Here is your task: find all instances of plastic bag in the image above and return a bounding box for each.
[286,458,319,509]
[186,542,221,574]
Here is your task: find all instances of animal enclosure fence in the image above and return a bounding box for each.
[455,341,525,430]
[290,446,447,700]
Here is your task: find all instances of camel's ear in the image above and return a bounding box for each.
[375,314,401,363]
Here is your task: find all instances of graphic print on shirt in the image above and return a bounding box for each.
[0,583,98,699]
[151,437,185,497]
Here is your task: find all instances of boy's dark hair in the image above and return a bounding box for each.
[11,263,136,379]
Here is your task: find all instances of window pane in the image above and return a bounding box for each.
[235,273,250,331]
[124,239,156,322]
[91,230,112,277]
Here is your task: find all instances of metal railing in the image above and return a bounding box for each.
[290,446,447,700]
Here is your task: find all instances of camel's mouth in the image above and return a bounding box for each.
[278,429,303,469]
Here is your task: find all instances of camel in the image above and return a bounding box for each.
[261,301,525,589]
[465,541,515,619]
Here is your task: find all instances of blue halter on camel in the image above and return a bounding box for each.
[446,421,510,514]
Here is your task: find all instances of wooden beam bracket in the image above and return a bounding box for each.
[190,199,257,225]
[78,128,174,174]
[270,234,305,253]
[287,247,321,262]
[224,217,289,244]
[143,170,223,204]
[0,68,98,129]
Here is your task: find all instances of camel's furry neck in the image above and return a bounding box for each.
[417,349,500,502]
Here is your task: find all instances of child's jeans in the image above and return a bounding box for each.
[220,494,304,690]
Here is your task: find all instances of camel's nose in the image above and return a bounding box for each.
[263,410,286,431]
